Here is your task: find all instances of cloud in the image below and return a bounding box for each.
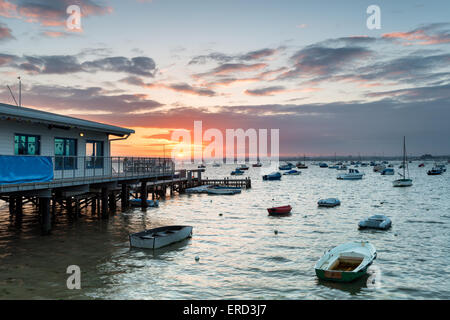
[146,83,216,97]
[188,52,234,65]
[196,63,268,78]
[366,83,450,102]
[244,86,287,96]
[0,84,163,114]
[0,22,14,41]
[278,45,371,80]
[80,97,450,155]
[0,0,112,27]
[1,54,157,76]
[0,53,18,66]
[189,47,280,65]
[382,23,450,46]
[240,48,278,61]
[81,56,157,76]
[120,76,216,96]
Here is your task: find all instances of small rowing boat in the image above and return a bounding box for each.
[283,169,300,175]
[129,225,193,249]
[318,198,341,207]
[129,199,159,207]
[315,241,377,282]
[231,169,244,175]
[207,186,241,195]
[358,215,392,230]
[262,172,281,180]
[267,205,292,215]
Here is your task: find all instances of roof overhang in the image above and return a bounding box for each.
[0,102,135,137]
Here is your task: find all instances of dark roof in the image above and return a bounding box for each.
[0,102,135,137]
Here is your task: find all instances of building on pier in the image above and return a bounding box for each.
[0,102,183,234]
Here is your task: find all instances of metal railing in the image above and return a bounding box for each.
[55,156,175,180]
[2,155,175,181]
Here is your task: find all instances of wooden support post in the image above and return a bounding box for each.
[67,198,73,217]
[109,192,116,212]
[40,196,51,235]
[121,184,128,210]
[15,196,23,216]
[91,195,97,215]
[101,187,108,218]
[9,196,15,215]
[51,197,56,217]
[75,199,81,217]
[140,182,148,209]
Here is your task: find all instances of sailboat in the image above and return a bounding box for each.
[296,154,308,169]
[393,136,413,187]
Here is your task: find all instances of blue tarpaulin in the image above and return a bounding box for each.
[0,156,54,185]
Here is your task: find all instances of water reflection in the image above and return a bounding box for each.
[0,163,449,299]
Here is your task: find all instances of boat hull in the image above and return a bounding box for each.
[267,205,292,215]
[337,174,363,180]
[129,199,159,207]
[315,268,368,282]
[315,241,376,282]
[393,179,413,187]
[129,226,193,249]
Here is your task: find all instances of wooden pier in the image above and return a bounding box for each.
[0,167,251,235]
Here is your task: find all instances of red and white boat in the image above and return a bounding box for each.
[267,205,292,215]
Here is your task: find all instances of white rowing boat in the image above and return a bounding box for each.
[129,225,193,249]
[315,241,377,282]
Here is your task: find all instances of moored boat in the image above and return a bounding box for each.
[381,168,394,175]
[231,169,244,175]
[129,225,193,250]
[358,215,392,230]
[207,186,241,195]
[283,169,300,175]
[279,162,294,170]
[129,199,159,207]
[318,198,341,207]
[296,162,308,169]
[393,136,413,187]
[373,164,385,172]
[319,163,328,168]
[337,169,364,180]
[262,172,282,180]
[267,205,292,215]
[238,164,249,170]
[315,241,377,282]
[427,168,443,175]
[252,161,262,167]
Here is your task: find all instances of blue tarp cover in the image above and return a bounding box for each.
[0,156,54,185]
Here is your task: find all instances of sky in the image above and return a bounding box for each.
[0,0,449,158]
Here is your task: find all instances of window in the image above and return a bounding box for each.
[86,140,104,168]
[55,138,77,170]
[14,134,40,155]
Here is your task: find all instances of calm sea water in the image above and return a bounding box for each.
[0,162,449,300]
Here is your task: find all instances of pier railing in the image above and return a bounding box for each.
[55,156,175,180]
[0,155,175,183]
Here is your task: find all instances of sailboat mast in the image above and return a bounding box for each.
[403,136,406,178]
